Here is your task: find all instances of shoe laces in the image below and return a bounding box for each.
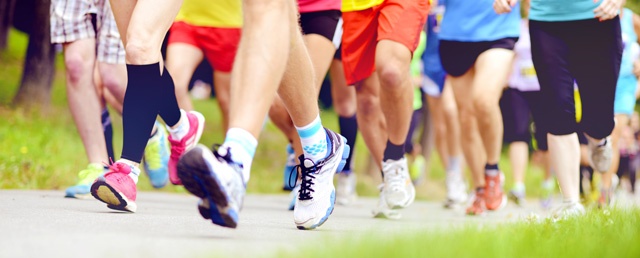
[295,156,322,201]
[212,144,245,182]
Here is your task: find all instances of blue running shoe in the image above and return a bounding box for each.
[143,121,170,188]
[177,144,245,228]
[293,128,349,230]
[283,144,296,191]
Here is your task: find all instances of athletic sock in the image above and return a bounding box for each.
[157,67,181,127]
[513,182,525,193]
[339,115,358,173]
[383,140,405,161]
[485,163,499,177]
[102,108,114,161]
[222,128,257,184]
[120,63,163,163]
[167,110,190,140]
[295,115,329,163]
[116,160,141,184]
[447,156,462,172]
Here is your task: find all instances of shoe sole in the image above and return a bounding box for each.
[90,179,137,212]
[295,134,349,230]
[178,145,239,228]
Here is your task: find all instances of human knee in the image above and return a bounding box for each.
[376,61,406,91]
[64,53,92,86]
[334,94,357,117]
[124,39,156,64]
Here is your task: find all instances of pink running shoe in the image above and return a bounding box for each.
[168,111,205,185]
[91,162,139,212]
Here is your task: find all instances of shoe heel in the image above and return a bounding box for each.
[337,136,350,173]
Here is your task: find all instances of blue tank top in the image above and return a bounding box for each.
[439,0,520,42]
[530,0,601,22]
[618,8,639,87]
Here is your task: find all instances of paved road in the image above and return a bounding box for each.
[0,190,580,258]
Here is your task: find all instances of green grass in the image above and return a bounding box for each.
[279,208,640,258]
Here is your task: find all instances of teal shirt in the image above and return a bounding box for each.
[530,0,602,22]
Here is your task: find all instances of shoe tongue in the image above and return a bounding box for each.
[304,159,315,168]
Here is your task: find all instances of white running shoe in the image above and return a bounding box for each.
[293,128,349,230]
[382,157,415,209]
[444,170,468,209]
[177,144,246,228]
[288,183,300,211]
[551,201,586,221]
[336,172,358,206]
[589,136,612,173]
[372,184,401,219]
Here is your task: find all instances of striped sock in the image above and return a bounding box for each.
[222,128,257,184]
[295,115,328,163]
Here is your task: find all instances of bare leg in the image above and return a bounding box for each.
[355,75,387,169]
[64,39,108,164]
[549,133,581,202]
[509,142,529,186]
[212,71,232,130]
[450,72,486,188]
[165,43,204,111]
[375,40,413,145]
[330,60,357,118]
[472,49,514,164]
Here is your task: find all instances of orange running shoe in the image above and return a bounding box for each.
[466,189,486,215]
[485,172,507,211]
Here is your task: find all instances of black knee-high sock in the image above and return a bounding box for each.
[102,108,114,161]
[339,115,358,173]
[120,63,163,163]
[157,67,181,127]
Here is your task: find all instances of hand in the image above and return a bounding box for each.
[594,0,622,21]
[494,0,518,14]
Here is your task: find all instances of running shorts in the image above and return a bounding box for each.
[50,0,125,64]
[300,10,343,49]
[341,0,430,85]
[167,21,241,73]
[439,37,518,77]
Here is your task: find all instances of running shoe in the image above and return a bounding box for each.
[177,144,245,228]
[65,163,105,199]
[444,170,468,209]
[168,111,205,185]
[552,201,585,220]
[372,184,401,219]
[485,172,507,211]
[466,190,486,215]
[508,189,526,206]
[143,121,170,188]
[336,171,358,206]
[540,180,554,210]
[283,143,297,191]
[589,136,612,173]
[409,155,427,185]
[382,157,415,209]
[288,183,300,211]
[90,162,138,212]
[293,128,349,230]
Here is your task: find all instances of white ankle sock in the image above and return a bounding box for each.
[167,110,190,140]
[222,128,257,184]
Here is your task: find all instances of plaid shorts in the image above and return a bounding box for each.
[50,0,125,64]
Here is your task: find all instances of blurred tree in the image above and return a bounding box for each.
[13,0,55,108]
[0,0,16,49]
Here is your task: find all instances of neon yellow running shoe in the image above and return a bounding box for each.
[65,163,105,199]
[143,121,170,188]
[409,155,426,184]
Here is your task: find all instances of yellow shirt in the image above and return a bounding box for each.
[342,0,384,12]
[175,0,242,28]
